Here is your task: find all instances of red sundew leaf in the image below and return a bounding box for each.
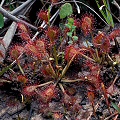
[100,40,110,53]
[109,29,120,40]
[23,85,37,96]
[26,43,38,54]
[25,42,41,59]
[87,91,96,116]
[20,32,31,42]
[85,61,100,72]
[35,39,46,53]
[17,22,29,33]
[80,14,95,36]
[10,45,24,60]
[93,32,111,53]
[10,48,20,60]
[93,33,105,47]
[46,27,59,44]
[17,75,28,84]
[38,10,49,23]
[41,64,55,77]
[35,39,49,60]
[39,85,57,103]
[65,45,79,62]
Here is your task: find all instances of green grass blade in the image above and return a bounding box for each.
[105,0,114,27]
[0,64,13,76]
[95,0,114,27]
[0,13,4,28]
[111,102,120,114]
[95,0,108,22]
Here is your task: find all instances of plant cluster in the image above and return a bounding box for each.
[0,1,120,119]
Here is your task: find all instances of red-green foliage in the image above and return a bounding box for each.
[2,10,119,118]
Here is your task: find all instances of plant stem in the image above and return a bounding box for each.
[61,79,84,83]
[48,61,57,78]
[53,46,58,66]
[17,62,25,75]
[59,83,65,93]
[37,81,53,88]
[79,52,95,62]
[60,53,77,79]
[101,83,111,114]
[95,48,101,63]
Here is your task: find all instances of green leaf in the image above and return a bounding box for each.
[0,64,13,76]
[111,102,120,114]
[65,24,71,29]
[67,32,72,37]
[105,0,114,27]
[72,36,78,41]
[0,13,4,28]
[71,26,76,32]
[68,40,73,45]
[60,3,73,19]
[68,18,74,25]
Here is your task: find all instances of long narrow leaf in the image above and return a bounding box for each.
[95,0,108,23]
[102,0,114,27]
[105,0,114,27]
[95,0,114,27]
[0,13,4,28]
[111,102,120,114]
[0,64,12,76]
